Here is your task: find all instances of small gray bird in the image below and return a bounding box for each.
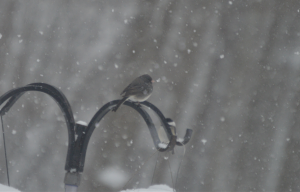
[158,118,177,154]
[112,74,155,112]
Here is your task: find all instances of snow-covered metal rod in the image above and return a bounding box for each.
[0,83,193,190]
[141,101,193,146]
[75,100,178,172]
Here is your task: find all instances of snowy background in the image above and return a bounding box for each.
[1,0,300,191]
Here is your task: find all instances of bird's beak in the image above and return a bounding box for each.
[152,80,156,83]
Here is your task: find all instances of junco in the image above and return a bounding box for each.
[158,118,177,154]
[112,74,155,112]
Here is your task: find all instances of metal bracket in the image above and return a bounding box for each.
[0,83,193,188]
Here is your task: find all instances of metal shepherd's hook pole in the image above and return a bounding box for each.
[1,115,10,186]
[0,83,193,192]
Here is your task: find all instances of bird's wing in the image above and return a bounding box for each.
[120,78,145,97]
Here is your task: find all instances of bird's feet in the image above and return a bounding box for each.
[134,102,142,108]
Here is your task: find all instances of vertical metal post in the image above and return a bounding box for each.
[64,172,81,192]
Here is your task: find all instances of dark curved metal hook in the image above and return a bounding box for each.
[0,83,193,189]
[139,101,193,146]
[0,83,193,174]
[0,83,76,171]
[74,100,177,172]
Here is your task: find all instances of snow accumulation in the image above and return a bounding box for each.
[0,184,20,192]
[121,184,174,192]
[0,184,174,192]
[97,167,174,192]
[176,138,184,143]
[158,142,168,149]
[76,120,88,126]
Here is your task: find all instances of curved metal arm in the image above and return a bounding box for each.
[140,101,193,146]
[0,83,193,191]
[75,100,177,172]
[176,129,193,145]
[0,83,193,174]
[0,83,76,171]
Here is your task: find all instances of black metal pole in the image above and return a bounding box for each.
[0,82,193,190]
[1,115,10,186]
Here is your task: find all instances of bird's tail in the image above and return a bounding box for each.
[112,97,128,112]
